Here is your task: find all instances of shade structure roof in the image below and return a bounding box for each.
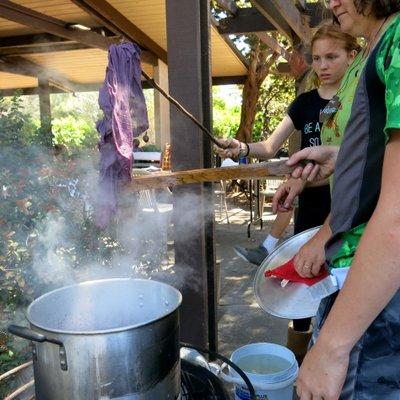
[0,0,248,92]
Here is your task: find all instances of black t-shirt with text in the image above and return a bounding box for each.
[287,89,329,149]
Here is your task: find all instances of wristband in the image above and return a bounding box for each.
[244,142,250,157]
[239,142,250,158]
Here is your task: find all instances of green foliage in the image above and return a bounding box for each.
[212,86,241,138]
[50,92,100,152]
[52,115,98,150]
[253,74,295,143]
[0,93,39,146]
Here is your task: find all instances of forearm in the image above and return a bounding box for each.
[317,208,400,354]
[248,115,295,159]
[247,141,276,159]
[313,214,331,243]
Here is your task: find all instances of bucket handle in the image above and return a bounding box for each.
[218,362,291,392]
[8,325,68,371]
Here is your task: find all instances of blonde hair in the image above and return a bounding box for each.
[310,23,362,87]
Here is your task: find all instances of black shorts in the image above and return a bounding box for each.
[294,185,331,234]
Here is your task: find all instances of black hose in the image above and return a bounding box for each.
[180,342,256,400]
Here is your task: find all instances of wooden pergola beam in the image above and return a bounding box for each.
[0,33,72,48]
[217,7,276,35]
[276,62,291,74]
[0,75,248,97]
[70,0,167,64]
[213,75,247,85]
[214,0,238,15]
[271,0,311,41]
[295,0,307,10]
[0,56,79,92]
[0,42,90,56]
[250,0,294,41]
[0,0,111,50]
[0,0,156,65]
[256,32,289,61]
[211,17,248,69]
[0,32,119,56]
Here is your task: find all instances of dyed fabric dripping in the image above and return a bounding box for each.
[96,43,149,228]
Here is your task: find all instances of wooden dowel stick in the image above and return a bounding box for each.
[4,379,34,400]
[124,160,293,192]
[0,361,33,382]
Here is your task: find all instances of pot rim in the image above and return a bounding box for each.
[26,278,182,335]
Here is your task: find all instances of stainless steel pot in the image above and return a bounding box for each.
[9,278,182,400]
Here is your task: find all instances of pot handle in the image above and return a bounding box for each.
[8,325,63,346]
[9,325,46,342]
[8,325,68,371]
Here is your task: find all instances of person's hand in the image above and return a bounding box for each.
[272,177,306,213]
[214,138,241,159]
[287,146,339,182]
[294,234,326,278]
[297,337,349,400]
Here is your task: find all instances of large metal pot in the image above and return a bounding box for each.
[9,278,182,400]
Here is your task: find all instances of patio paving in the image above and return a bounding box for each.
[215,194,299,399]
[216,195,294,356]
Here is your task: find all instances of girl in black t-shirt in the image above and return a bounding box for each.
[216,23,361,358]
[217,24,360,260]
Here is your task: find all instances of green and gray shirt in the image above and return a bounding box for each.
[321,51,368,147]
[327,14,400,269]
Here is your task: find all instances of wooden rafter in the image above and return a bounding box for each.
[0,33,71,48]
[250,0,294,40]
[251,0,311,42]
[0,32,113,56]
[0,75,247,97]
[0,0,156,65]
[270,0,311,41]
[276,62,291,74]
[0,42,90,56]
[0,56,79,92]
[217,7,275,35]
[256,33,289,61]
[70,0,167,63]
[211,17,249,69]
[295,0,307,10]
[214,0,238,15]
[0,1,111,50]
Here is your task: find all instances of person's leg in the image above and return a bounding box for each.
[263,210,293,252]
[234,210,293,266]
[288,187,331,362]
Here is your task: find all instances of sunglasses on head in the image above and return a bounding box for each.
[319,95,341,124]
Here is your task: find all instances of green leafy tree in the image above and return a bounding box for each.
[212,87,241,138]
[253,74,295,143]
[211,1,294,144]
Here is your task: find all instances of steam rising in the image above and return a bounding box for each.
[1,144,206,303]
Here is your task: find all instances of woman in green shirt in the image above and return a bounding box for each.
[281,1,400,398]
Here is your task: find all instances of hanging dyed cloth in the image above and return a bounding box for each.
[96,43,149,228]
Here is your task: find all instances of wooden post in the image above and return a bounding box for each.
[166,0,214,348]
[153,59,171,150]
[200,0,218,354]
[38,76,52,146]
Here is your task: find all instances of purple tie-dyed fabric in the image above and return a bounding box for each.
[96,43,149,228]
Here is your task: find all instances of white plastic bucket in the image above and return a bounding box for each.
[219,343,298,400]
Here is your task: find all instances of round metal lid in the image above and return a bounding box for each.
[253,227,322,319]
